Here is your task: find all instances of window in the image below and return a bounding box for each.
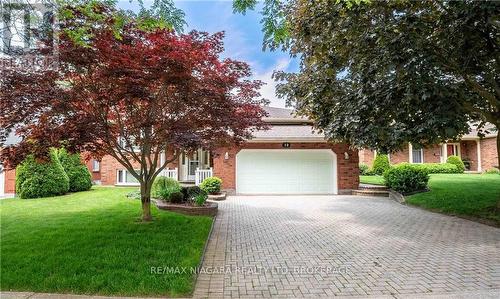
[411,145,423,164]
[92,160,100,172]
[117,169,139,185]
[118,137,140,152]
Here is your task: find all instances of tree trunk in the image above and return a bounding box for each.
[140,182,153,222]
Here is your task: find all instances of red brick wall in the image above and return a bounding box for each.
[389,144,441,164]
[4,169,16,193]
[480,137,499,171]
[390,146,410,164]
[358,149,375,166]
[99,151,179,185]
[460,141,479,171]
[423,145,441,163]
[85,160,102,182]
[213,142,359,192]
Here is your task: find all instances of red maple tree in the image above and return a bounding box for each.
[0,7,266,221]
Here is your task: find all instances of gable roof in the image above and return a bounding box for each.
[262,106,311,124]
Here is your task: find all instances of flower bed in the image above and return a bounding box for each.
[155,200,218,216]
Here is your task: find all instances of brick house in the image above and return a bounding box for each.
[3,107,359,196]
[359,128,499,172]
[84,106,359,195]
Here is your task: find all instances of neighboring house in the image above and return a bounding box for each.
[359,127,498,172]
[91,107,360,194]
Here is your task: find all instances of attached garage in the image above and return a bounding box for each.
[236,149,337,194]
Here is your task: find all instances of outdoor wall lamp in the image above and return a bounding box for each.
[344,152,350,160]
[224,152,229,160]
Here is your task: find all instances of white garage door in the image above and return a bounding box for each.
[236,149,337,194]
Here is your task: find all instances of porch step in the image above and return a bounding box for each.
[352,189,389,197]
[179,181,196,187]
[359,184,388,191]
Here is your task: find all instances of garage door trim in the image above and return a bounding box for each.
[235,149,338,195]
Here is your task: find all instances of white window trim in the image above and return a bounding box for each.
[92,160,100,172]
[116,169,140,186]
[409,143,424,164]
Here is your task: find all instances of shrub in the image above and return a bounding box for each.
[169,191,185,204]
[199,176,222,194]
[16,149,70,199]
[181,185,204,201]
[152,177,181,198]
[485,168,500,174]
[57,148,92,192]
[194,192,208,206]
[417,163,460,174]
[372,154,390,175]
[446,155,465,173]
[393,162,460,174]
[384,164,429,194]
[359,163,370,175]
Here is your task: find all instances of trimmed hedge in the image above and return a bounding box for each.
[372,154,390,175]
[384,164,429,194]
[200,176,222,194]
[16,149,70,199]
[446,155,465,173]
[393,162,460,174]
[58,148,92,192]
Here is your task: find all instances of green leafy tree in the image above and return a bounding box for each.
[235,0,500,178]
[58,148,92,192]
[16,149,69,199]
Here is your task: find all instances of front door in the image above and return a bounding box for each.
[181,150,200,181]
[187,156,199,181]
[447,144,459,156]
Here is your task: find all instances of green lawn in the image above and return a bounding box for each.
[0,187,213,297]
[359,175,385,185]
[406,174,500,225]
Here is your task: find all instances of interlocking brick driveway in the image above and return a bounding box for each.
[194,195,500,298]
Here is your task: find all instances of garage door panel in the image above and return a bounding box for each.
[236,150,336,194]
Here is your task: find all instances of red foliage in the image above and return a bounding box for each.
[0,14,267,175]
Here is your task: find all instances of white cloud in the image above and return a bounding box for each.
[252,58,291,108]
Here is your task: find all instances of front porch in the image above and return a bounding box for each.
[441,140,482,172]
[160,148,213,185]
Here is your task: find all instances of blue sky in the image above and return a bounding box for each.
[117,1,298,108]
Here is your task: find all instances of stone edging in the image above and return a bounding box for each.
[208,192,226,201]
[155,200,218,216]
[191,213,218,297]
[388,190,406,203]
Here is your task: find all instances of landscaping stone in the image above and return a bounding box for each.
[208,192,226,201]
[155,200,218,216]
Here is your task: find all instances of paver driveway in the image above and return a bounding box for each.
[194,195,500,298]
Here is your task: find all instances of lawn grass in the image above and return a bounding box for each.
[406,174,500,225]
[359,175,385,185]
[0,187,213,297]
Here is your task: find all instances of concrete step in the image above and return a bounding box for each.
[352,189,389,197]
[359,184,388,191]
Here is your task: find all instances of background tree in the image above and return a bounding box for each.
[235,0,500,168]
[0,4,267,221]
